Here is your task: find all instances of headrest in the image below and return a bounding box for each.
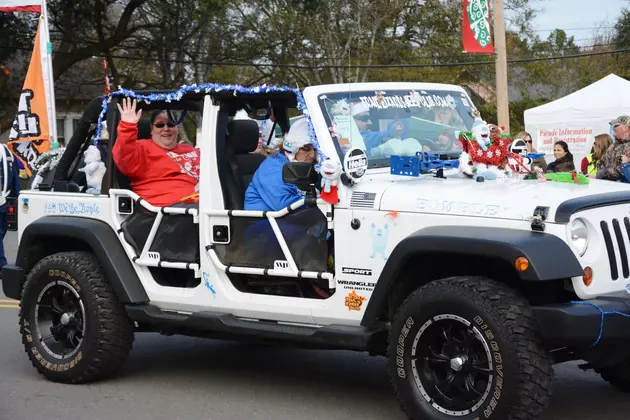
[227,119,260,154]
[137,118,152,139]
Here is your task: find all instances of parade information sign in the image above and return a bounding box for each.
[537,126,593,155]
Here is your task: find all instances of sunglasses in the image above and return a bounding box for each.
[154,122,177,128]
[354,114,372,122]
[524,139,532,143]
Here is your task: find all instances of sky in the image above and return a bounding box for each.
[529,0,629,45]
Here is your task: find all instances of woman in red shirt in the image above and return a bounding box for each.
[113,98,200,207]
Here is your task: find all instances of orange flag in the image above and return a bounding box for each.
[7,18,52,177]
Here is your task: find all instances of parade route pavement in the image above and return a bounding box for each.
[1,231,629,420]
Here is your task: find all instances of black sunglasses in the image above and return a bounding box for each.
[154,122,177,128]
[354,114,372,122]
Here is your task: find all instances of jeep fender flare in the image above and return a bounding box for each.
[360,225,583,327]
[16,216,149,303]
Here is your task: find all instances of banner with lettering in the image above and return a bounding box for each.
[462,0,495,54]
[535,124,596,156]
[6,17,53,177]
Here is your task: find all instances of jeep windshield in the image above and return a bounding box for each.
[317,88,476,168]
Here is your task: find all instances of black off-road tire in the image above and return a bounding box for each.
[597,360,630,392]
[19,251,135,383]
[388,276,553,420]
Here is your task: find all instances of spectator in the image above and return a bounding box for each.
[581,134,612,178]
[113,98,200,207]
[515,131,547,172]
[546,141,575,173]
[619,155,630,183]
[0,147,21,272]
[597,116,630,180]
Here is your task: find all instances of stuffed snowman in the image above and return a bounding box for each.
[470,116,491,151]
[79,145,106,194]
[320,159,341,204]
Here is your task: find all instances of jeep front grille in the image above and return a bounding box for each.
[600,218,630,280]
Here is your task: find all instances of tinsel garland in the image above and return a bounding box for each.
[95,83,326,166]
[32,147,65,178]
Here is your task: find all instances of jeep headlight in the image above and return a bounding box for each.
[570,218,589,256]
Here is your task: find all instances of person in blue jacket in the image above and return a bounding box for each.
[618,154,630,183]
[245,117,317,211]
[0,147,22,270]
[350,102,408,155]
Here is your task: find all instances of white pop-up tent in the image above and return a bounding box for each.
[524,73,630,166]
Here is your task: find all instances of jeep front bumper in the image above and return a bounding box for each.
[1,264,24,301]
[532,298,630,348]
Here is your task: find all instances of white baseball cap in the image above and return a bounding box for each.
[351,102,370,116]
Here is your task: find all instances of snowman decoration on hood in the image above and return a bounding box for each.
[470,115,491,151]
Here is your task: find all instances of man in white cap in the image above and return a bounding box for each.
[244,117,317,211]
[351,102,391,153]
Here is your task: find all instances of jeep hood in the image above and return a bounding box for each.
[357,171,630,222]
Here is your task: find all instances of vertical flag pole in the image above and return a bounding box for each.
[493,0,510,133]
[40,0,57,144]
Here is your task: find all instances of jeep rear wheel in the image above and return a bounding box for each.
[388,276,553,420]
[19,251,135,383]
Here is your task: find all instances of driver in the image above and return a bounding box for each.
[244,117,317,211]
[351,102,390,153]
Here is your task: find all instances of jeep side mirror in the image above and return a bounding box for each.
[282,162,318,197]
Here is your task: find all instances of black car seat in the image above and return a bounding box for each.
[223,119,267,210]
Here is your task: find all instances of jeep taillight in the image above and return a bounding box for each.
[6,198,17,231]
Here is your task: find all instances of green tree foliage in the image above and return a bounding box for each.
[0,13,35,64]
[614,8,630,49]
[4,0,630,135]
[47,0,149,80]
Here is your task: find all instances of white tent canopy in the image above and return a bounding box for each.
[524,73,630,166]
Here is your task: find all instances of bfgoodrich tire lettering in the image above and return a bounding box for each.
[388,276,553,420]
[19,251,134,383]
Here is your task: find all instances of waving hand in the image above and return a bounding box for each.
[116,98,142,124]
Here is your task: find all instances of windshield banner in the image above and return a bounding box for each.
[359,92,458,110]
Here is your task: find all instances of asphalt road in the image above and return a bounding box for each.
[1,231,630,420]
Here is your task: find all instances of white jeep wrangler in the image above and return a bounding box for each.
[4,82,630,420]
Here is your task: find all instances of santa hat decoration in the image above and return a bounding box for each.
[283,117,312,161]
